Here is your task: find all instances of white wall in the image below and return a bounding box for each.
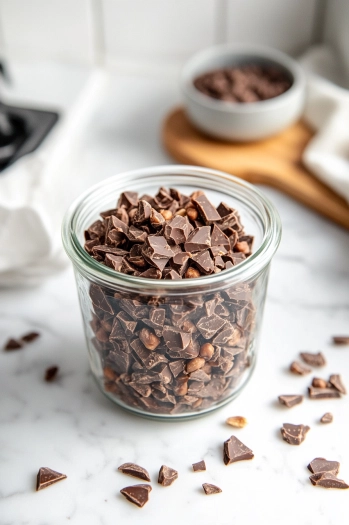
[0,0,323,67]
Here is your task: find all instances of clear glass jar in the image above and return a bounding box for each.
[62,165,281,420]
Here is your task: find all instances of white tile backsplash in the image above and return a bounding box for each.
[0,0,95,64]
[226,0,318,55]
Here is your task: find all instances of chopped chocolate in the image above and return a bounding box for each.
[45,366,59,382]
[300,352,326,367]
[332,336,349,345]
[120,484,152,507]
[278,395,303,408]
[36,467,67,491]
[307,458,340,476]
[308,386,341,399]
[191,250,215,274]
[158,465,178,486]
[192,194,221,224]
[329,374,347,394]
[202,483,222,495]
[196,314,226,339]
[21,331,40,343]
[118,463,151,482]
[192,460,206,472]
[290,361,311,375]
[280,423,310,445]
[223,435,254,465]
[320,412,333,424]
[184,226,211,252]
[4,338,23,351]
[309,472,349,489]
[225,416,247,428]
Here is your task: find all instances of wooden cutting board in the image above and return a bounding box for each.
[162,107,349,230]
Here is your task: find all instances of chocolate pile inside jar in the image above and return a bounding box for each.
[84,187,256,414]
[194,64,292,103]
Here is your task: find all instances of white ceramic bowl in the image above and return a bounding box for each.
[181,44,306,142]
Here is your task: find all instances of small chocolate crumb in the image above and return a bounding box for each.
[309,472,349,489]
[21,332,40,343]
[45,366,59,382]
[332,336,349,345]
[36,467,67,491]
[300,352,326,367]
[223,435,254,465]
[192,460,206,472]
[320,412,333,424]
[158,465,178,486]
[278,395,303,408]
[202,483,222,495]
[120,484,152,507]
[280,423,310,445]
[290,361,311,375]
[226,416,248,428]
[118,463,151,482]
[4,338,23,351]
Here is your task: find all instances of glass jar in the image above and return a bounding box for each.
[62,165,281,420]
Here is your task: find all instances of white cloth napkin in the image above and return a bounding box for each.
[0,70,107,286]
[300,45,349,204]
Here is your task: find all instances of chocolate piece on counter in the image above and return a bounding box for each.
[278,395,303,408]
[158,465,178,486]
[184,226,211,252]
[308,386,341,399]
[192,460,206,472]
[309,472,349,489]
[332,336,349,345]
[223,435,254,465]
[197,314,226,339]
[4,338,23,351]
[311,377,328,389]
[329,374,347,394]
[192,194,221,224]
[280,423,310,445]
[120,484,152,507]
[202,483,222,495]
[320,412,333,424]
[290,360,311,375]
[36,467,67,491]
[226,416,247,428]
[45,366,59,382]
[307,458,340,476]
[21,331,40,343]
[300,352,326,367]
[118,463,151,482]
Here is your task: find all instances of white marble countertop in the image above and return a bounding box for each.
[1,63,349,525]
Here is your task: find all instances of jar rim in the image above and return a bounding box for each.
[62,165,282,294]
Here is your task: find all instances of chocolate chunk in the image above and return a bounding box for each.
[308,386,341,399]
[129,382,152,397]
[192,194,221,224]
[164,215,192,244]
[169,360,185,378]
[192,460,206,472]
[163,326,191,352]
[120,484,152,507]
[278,395,303,408]
[202,483,222,495]
[332,336,349,345]
[117,191,138,209]
[163,269,181,279]
[139,268,162,279]
[300,352,326,367]
[133,200,152,225]
[223,436,254,465]
[108,349,131,374]
[191,250,215,274]
[118,463,151,481]
[184,226,211,252]
[21,332,40,343]
[280,423,310,445]
[4,338,23,351]
[320,412,333,424]
[290,360,311,375]
[36,467,67,491]
[309,472,349,489]
[90,284,114,315]
[85,219,105,240]
[171,252,190,276]
[197,314,226,339]
[127,225,148,243]
[105,254,124,271]
[211,224,230,250]
[329,374,347,394]
[158,465,178,486]
[45,366,59,382]
[307,458,340,475]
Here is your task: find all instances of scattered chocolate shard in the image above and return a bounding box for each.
[45,366,59,382]
[36,467,67,491]
[21,332,40,343]
[332,336,349,345]
[120,484,152,507]
[118,463,151,482]
[329,374,347,394]
[320,412,333,424]
[278,395,303,408]
[309,472,349,489]
[280,423,310,445]
[193,194,221,224]
[184,226,211,252]
[308,458,340,476]
[308,386,341,399]
[223,435,254,465]
[202,483,222,495]
[300,352,326,367]
[290,360,311,375]
[4,338,23,351]
[192,460,206,472]
[158,465,178,486]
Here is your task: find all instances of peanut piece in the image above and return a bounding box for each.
[226,416,248,428]
[199,343,215,360]
[186,357,205,373]
[160,209,173,221]
[312,377,328,389]
[186,207,198,221]
[185,267,201,279]
[139,327,160,351]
